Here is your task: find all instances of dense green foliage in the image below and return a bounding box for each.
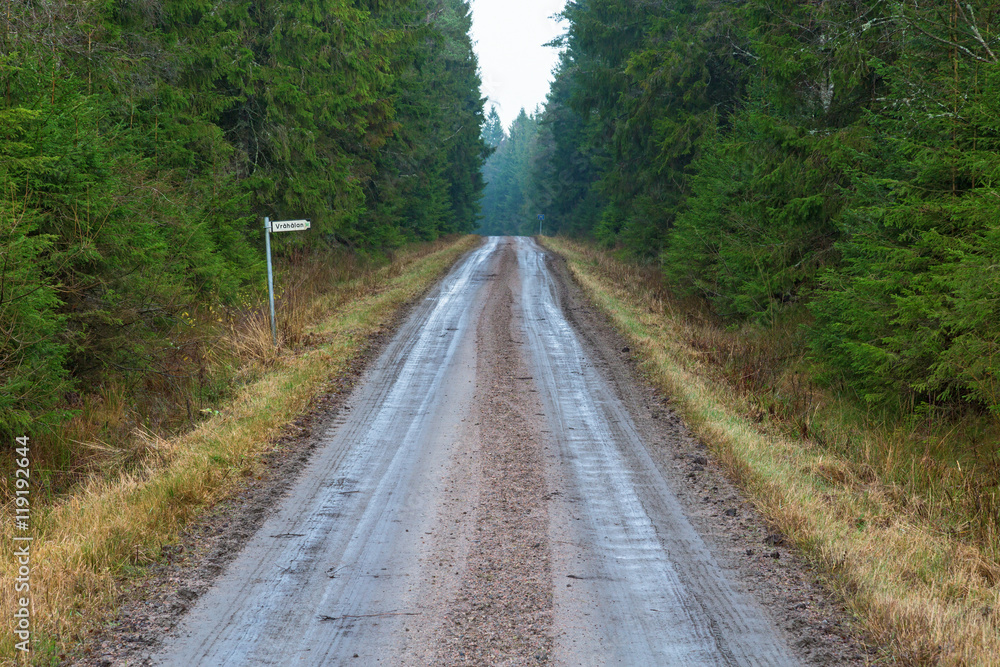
[478,108,542,235]
[1,0,486,440]
[494,0,1000,415]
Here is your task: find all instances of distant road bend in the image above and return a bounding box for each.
[153,236,799,666]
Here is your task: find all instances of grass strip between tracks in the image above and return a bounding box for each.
[0,235,481,663]
[541,236,1000,667]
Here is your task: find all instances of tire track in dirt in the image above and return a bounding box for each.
[517,236,800,665]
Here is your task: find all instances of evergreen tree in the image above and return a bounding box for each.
[529,51,605,237]
[0,0,489,441]
[811,1,1000,412]
[478,109,541,235]
[483,106,505,148]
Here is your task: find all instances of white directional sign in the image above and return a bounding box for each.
[270,219,311,232]
[263,215,311,347]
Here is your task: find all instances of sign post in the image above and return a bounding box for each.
[264,217,311,347]
[538,213,544,236]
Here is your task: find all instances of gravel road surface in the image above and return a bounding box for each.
[145,236,863,666]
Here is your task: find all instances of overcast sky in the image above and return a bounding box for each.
[468,0,567,131]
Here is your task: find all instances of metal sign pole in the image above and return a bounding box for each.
[264,216,277,346]
[263,217,309,348]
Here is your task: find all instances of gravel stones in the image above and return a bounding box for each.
[434,242,554,665]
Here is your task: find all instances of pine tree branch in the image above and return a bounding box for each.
[902,16,993,63]
[956,3,997,63]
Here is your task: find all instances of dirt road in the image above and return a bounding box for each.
[150,237,847,665]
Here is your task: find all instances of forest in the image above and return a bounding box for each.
[479,0,1000,419]
[1,0,488,450]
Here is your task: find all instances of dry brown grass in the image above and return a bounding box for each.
[0,235,480,664]
[542,236,1000,666]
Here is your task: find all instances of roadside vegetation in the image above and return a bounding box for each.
[543,236,1000,666]
[0,234,479,662]
[1,0,488,457]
